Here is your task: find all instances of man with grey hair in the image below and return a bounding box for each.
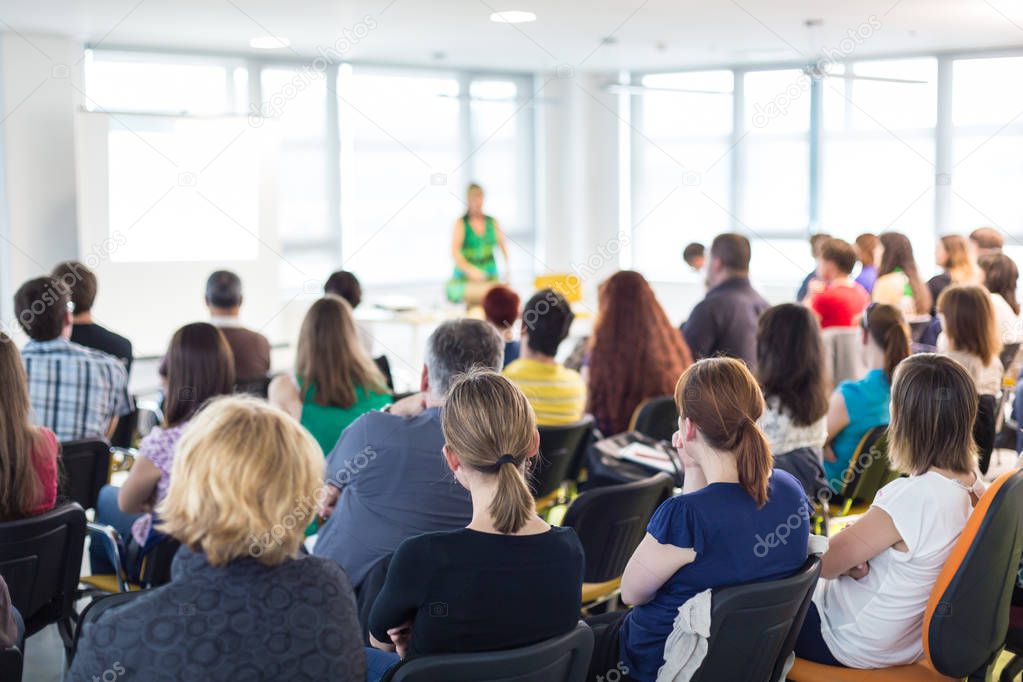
[313,318,504,589]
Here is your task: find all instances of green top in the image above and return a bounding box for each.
[455,215,499,280]
[297,377,392,457]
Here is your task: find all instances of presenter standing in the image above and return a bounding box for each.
[447,183,510,302]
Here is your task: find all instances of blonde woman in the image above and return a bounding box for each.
[68,396,365,681]
[365,369,584,681]
[928,235,981,308]
[270,295,391,457]
[937,285,1003,396]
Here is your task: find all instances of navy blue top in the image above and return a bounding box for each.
[620,470,810,681]
[503,340,521,368]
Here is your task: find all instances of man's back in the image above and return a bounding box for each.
[71,322,133,374]
[314,407,473,588]
[217,325,271,380]
[21,339,129,441]
[503,358,586,426]
[682,277,770,369]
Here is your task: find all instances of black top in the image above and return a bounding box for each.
[928,272,951,314]
[369,526,584,658]
[68,548,365,681]
[71,322,133,374]
[682,276,770,370]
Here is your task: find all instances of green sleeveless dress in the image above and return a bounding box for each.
[447,215,500,302]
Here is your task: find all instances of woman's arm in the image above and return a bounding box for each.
[368,541,428,656]
[621,533,696,606]
[823,390,850,462]
[820,506,902,579]
[117,456,163,514]
[268,375,303,422]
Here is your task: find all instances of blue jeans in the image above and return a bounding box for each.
[365,647,401,682]
[89,485,143,575]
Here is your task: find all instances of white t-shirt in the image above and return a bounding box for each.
[812,472,973,668]
[990,292,1023,345]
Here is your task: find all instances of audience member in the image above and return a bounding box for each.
[14,276,130,441]
[269,296,391,458]
[795,355,984,668]
[482,285,521,367]
[69,397,365,681]
[324,269,374,354]
[365,370,584,680]
[683,233,769,368]
[313,319,503,589]
[872,232,932,317]
[586,358,809,682]
[682,242,705,272]
[0,333,58,521]
[796,233,832,301]
[970,226,1004,259]
[853,233,879,293]
[503,289,586,426]
[928,235,981,310]
[980,253,1023,345]
[937,285,1003,396]
[756,305,829,499]
[90,323,236,576]
[807,238,870,328]
[824,303,911,489]
[51,260,133,372]
[589,271,691,435]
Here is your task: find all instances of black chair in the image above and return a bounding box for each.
[70,589,147,663]
[830,426,895,516]
[374,355,395,391]
[81,528,181,595]
[234,375,271,398]
[58,439,111,511]
[689,557,822,682]
[628,396,678,442]
[0,503,86,656]
[532,417,595,511]
[0,646,22,682]
[355,553,392,644]
[562,473,674,608]
[384,621,593,682]
[1000,343,1021,376]
[975,393,998,475]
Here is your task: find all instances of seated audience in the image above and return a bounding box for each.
[0,333,58,521]
[797,233,832,302]
[589,271,691,435]
[586,358,810,682]
[503,288,586,426]
[936,285,1003,396]
[756,304,829,499]
[482,285,521,367]
[682,233,768,369]
[927,235,980,311]
[872,232,932,317]
[365,370,584,680]
[14,276,130,441]
[313,319,502,590]
[807,238,870,328]
[69,396,365,681]
[979,253,1022,345]
[52,260,133,372]
[795,354,985,668]
[682,242,705,272]
[90,323,236,575]
[824,304,911,490]
[269,295,391,457]
[324,269,373,354]
[854,233,879,293]
[970,226,1004,260]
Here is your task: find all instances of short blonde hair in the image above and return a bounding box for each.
[157,396,324,566]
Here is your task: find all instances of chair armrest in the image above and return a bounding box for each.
[85,522,128,593]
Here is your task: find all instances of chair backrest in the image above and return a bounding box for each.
[691,557,822,682]
[820,327,868,388]
[0,646,22,682]
[627,396,678,443]
[234,375,271,398]
[1000,343,1021,376]
[0,503,86,637]
[923,468,1023,677]
[355,553,393,644]
[835,425,892,502]
[374,355,395,390]
[138,535,181,588]
[974,393,997,475]
[532,418,595,499]
[388,621,593,682]
[58,439,111,511]
[562,473,674,583]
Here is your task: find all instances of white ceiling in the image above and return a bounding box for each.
[3,0,1023,72]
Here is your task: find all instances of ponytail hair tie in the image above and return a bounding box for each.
[496,454,517,467]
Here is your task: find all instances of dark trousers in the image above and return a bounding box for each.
[792,602,845,666]
[585,610,635,681]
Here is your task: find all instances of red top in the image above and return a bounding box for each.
[28,428,58,516]
[811,282,871,329]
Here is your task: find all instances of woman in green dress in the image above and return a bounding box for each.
[447,183,510,302]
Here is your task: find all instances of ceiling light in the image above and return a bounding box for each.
[489,10,537,24]
[249,36,290,49]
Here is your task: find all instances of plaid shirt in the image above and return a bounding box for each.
[22,339,131,441]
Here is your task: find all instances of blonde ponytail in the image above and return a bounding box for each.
[490,458,534,534]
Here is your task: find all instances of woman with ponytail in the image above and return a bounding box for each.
[823,303,911,490]
[586,358,810,682]
[365,369,584,681]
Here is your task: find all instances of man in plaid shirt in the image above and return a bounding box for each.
[14,276,130,441]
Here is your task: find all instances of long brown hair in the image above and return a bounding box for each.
[855,233,878,268]
[879,232,931,315]
[756,304,829,426]
[980,253,1020,315]
[862,303,912,381]
[587,271,692,435]
[939,235,978,284]
[0,333,43,521]
[937,285,1001,366]
[164,323,237,427]
[675,358,772,506]
[296,295,388,408]
[442,369,537,534]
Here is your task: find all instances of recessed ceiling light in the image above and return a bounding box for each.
[489,10,537,24]
[249,36,290,49]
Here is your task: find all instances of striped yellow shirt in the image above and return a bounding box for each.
[503,358,587,426]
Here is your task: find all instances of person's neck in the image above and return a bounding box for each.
[73,312,94,325]
[423,394,445,409]
[465,474,548,535]
[829,275,855,287]
[711,271,746,288]
[696,446,740,485]
[209,307,240,319]
[865,343,886,372]
[927,466,977,487]
[520,346,556,364]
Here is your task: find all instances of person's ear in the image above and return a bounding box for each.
[442,444,460,473]
[419,365,429,394]
[684,417,698,442]
[64,310,73,328]
[527,429,540,458]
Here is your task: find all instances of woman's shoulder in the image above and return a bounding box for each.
[32,427,58,457]
[139,422,188,459]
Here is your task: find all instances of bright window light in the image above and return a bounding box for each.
[249,36,290,49]
[489,11,537,24]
